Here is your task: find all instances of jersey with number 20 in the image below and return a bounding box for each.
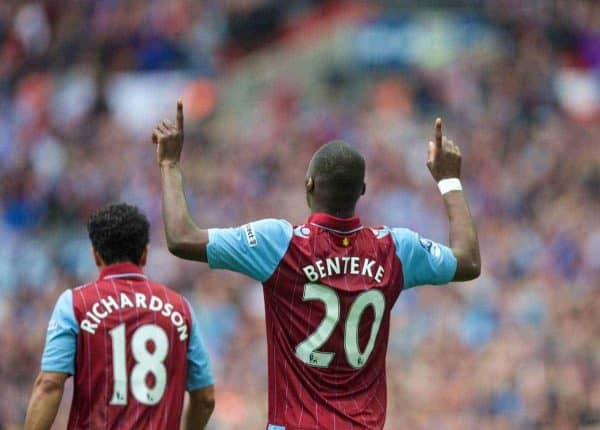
[207,213,457,430]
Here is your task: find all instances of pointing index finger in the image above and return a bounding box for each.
[435,118,442,149]
[177,99,183,131]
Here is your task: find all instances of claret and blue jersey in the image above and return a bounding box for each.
[41,263,213,430]
[207,212,457,430]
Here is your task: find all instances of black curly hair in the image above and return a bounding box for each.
[88,203,150,265]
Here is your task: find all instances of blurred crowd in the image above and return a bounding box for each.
[1,0,599,429]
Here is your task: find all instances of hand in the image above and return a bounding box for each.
[152,100,184,166]
[427,118,461,181]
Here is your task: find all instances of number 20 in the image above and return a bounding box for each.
[295,283,385,369]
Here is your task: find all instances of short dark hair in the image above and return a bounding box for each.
[88,203,150,265]
[308,140,366,209]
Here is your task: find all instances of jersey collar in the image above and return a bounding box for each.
[99,262,148,281]
[308,212,363,234]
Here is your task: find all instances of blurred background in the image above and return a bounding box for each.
[1,0,599,429]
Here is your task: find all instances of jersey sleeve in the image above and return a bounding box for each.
[206,218,293,282]
[391,228,457,289]
[41,290,78,375]
[186,303,214,391]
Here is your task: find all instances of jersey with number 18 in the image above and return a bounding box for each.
[41,262,213,429]
[207,213,457,430]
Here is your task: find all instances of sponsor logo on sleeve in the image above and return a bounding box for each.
[244,223,258,247]
[419,237,441,258]
[48,319,58,331]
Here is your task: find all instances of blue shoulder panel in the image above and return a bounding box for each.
[185,300,214,391]
[207,219,293,282]
[41,290,78,374]
[391,227,457,289]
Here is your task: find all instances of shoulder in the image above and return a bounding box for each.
[48,288,78,330]
[207,218,293,254]
[386,226,445,260]
[386,226,415,240]
[385,227,457,288]
[72,281,94,292]
[388,227,447,259]
[353,225,397,246]
[386,226,421,249]
[157,283,195,319]
[71,282,96,299]
[54,289,74,310]
[366,225,394,238]
[380,226,423,261]
[242,218,293,245]
[70,281,104,311]
[206,219,294,281]
[208,218,292,246]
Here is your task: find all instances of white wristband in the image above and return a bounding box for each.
[438,178,462,195]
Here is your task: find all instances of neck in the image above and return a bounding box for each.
[97,260,141,269]
[311,204,355,219]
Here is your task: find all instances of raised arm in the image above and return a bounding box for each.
[152,101,208,262]
[427,118,481,281]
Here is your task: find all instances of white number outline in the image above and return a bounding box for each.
[109,323,169,406]
[295,283,340,368]
[295,283,386,369]
[109,323,127,405]
[344,289,385,368]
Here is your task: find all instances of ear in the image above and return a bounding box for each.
[305,176,314,193]
[361,182,366,196]
[305,176,314,210]
[92,247,104,267]
[139,246,148,267]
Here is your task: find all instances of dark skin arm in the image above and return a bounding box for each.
[152,103,480,279]
[182,385,215,430]
[153,101,208,262]
[24,372,69,430]
[427,119,481,281]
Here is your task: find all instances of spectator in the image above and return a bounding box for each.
[0,1,598,429]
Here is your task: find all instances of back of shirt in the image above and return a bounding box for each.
[41,263,213,430]
[207,213,457,430]
[263,220,404,430]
